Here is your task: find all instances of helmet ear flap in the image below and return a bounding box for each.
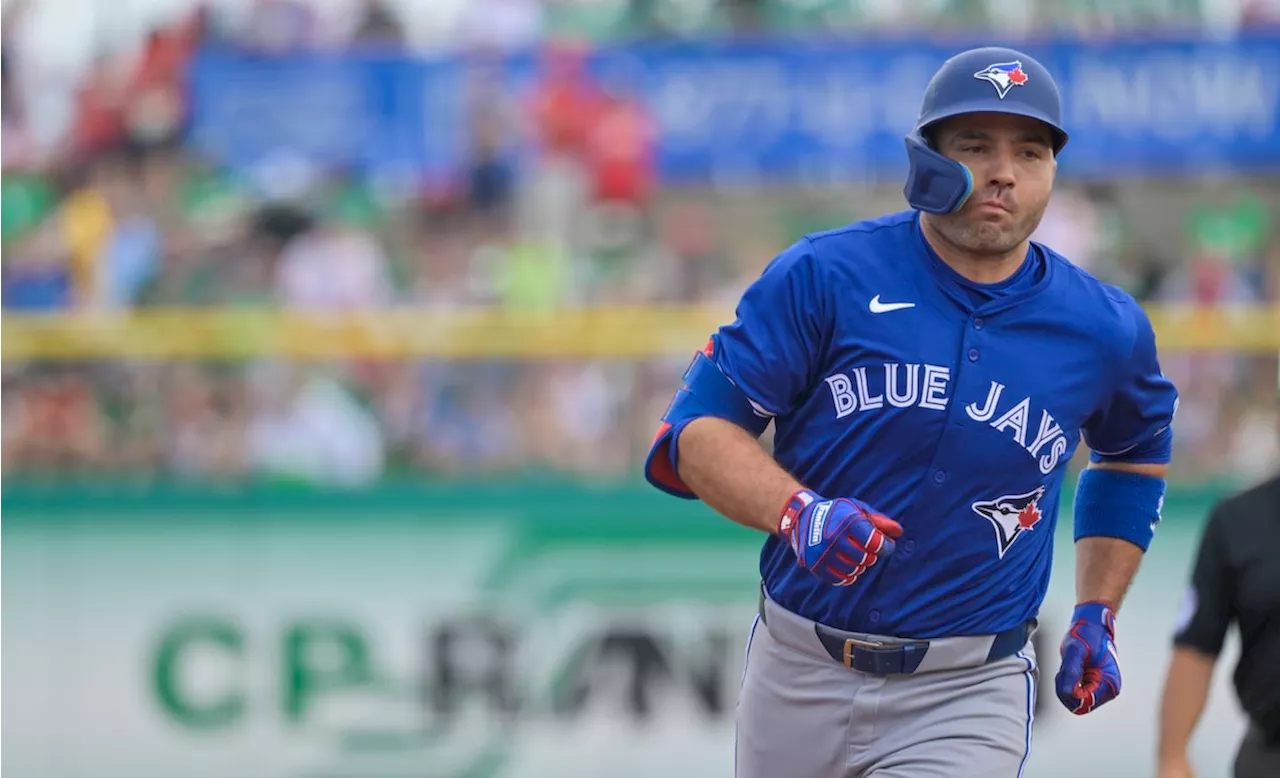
[903,133,973,215]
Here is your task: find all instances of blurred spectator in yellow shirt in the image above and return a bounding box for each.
[59,164,115,306]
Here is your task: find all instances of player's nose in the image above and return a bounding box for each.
[984,148,1018,188]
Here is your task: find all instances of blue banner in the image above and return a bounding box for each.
[620,36,1280,182]
[188,36,1280,184]
[188,50,467,185]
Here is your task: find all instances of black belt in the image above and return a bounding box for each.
[758,588,1034,675]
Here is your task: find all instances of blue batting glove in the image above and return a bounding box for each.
[1055,601,1121,715]
[777,489,903,587]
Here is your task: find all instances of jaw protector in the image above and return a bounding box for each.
[904,133,974,215]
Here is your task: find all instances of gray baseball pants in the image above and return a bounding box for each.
[735,589,1039,778]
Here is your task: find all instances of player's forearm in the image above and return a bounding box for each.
[1157,646,1216,762]
[676,416,803,535]
[1074,536,1143,610]
[1074,461,1168,609]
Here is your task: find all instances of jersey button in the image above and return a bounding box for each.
[869,610,881,623]
[933,470,946,484]
[968,348,979,362]
[903,539,916,553]
[973,317,985,330]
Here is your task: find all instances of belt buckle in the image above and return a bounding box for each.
[841,637,886,669]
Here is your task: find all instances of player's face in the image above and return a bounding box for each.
[929,112,1057,257]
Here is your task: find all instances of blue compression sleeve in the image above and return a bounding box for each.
[1073,467,1167,551]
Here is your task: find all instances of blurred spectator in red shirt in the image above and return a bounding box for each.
[584,80,654,207]
[68,8,204,162]
[531,43,598,159]
[522,42,601,254]
[124,12,205,150]
[70,54,131,160]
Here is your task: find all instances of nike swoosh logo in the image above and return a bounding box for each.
[869,295,916,313]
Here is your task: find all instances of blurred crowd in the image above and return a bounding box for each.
[3,0,1279,488]
[185,0,1280,49]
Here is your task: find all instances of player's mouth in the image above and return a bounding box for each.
[974,199,1013,216]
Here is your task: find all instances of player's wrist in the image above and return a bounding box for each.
[1071,601,1117,635]
[1156,747,1190,764]
[777,488,820,537]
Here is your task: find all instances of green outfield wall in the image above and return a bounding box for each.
[0,481,1251,778]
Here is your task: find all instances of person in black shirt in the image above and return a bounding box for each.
[1156,467,1280,778]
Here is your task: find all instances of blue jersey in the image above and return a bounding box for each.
[708,210,1178,639]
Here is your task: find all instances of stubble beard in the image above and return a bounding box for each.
[933,205,1047,259]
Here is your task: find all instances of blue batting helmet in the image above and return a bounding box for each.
[904,47,1068,215]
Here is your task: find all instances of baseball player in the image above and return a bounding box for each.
[644,47,1179,777]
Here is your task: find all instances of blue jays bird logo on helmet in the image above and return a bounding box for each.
[973,61,1029,99]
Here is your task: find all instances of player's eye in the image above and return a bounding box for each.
[1020,149,1044,160]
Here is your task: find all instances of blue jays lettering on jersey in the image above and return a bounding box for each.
[676,210,1177,639]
